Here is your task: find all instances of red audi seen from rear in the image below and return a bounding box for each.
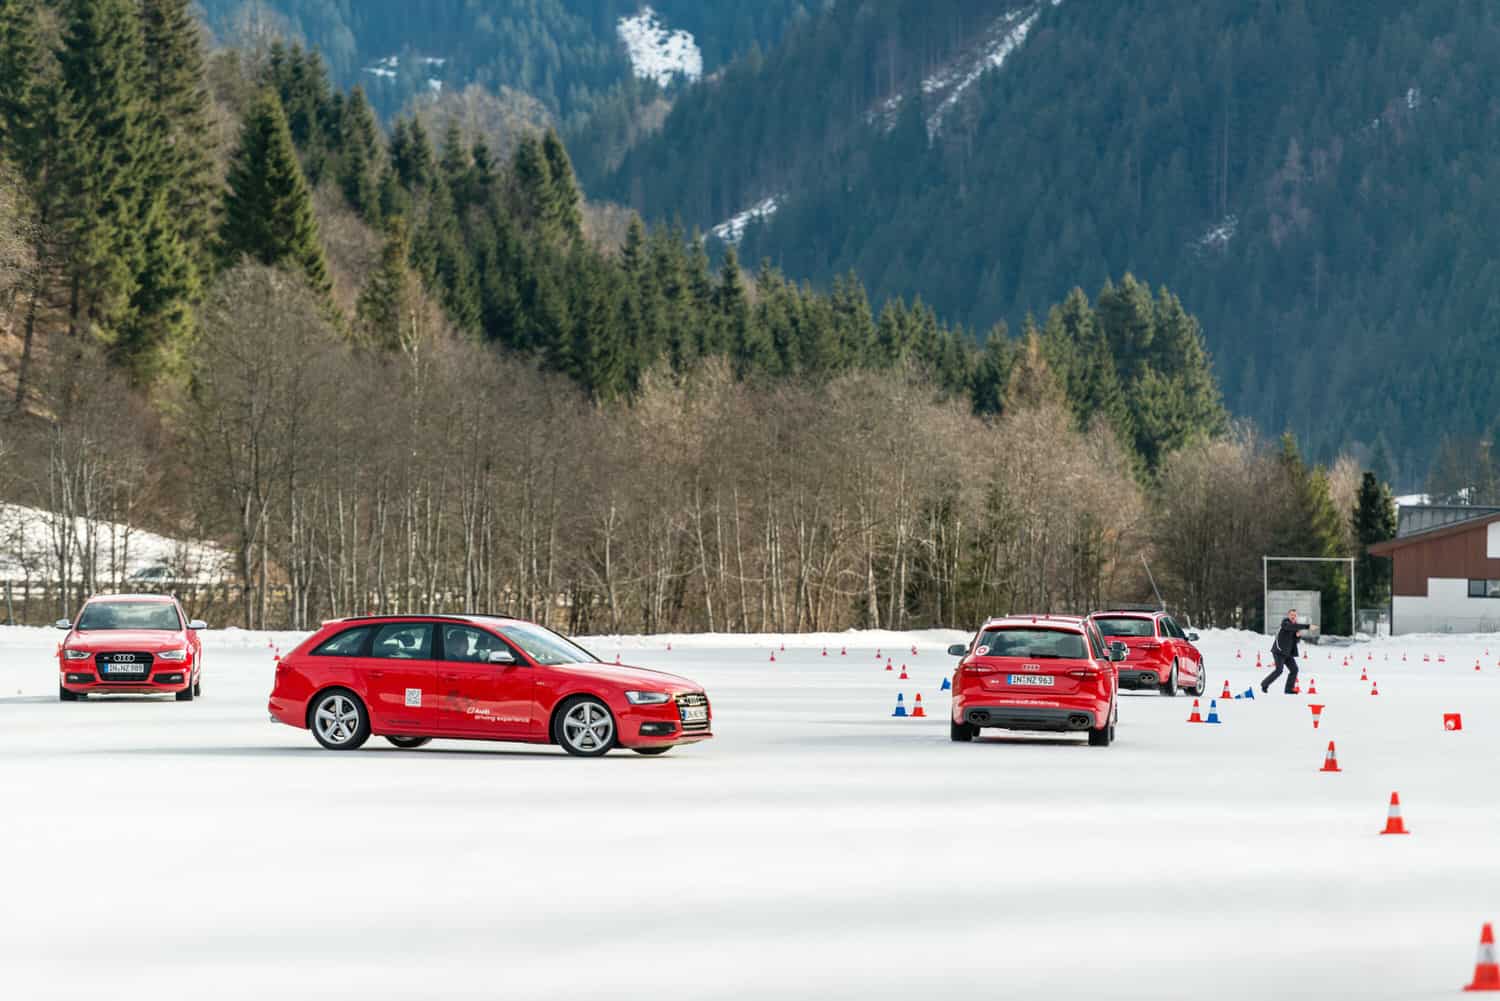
[948,615,1124,746]
[1089,608,1206,697]
[269,614,712,756]
[57,594,206,701]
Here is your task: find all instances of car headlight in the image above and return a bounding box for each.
[63,649,92,661]
[157,649,188,662]
[625,691,670,705]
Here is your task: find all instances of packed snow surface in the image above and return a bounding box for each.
[617,7,702,87]
[711,195,780,245]
[4,625,1499,999]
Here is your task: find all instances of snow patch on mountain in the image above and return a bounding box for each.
[1195,215,1239,254]
[711,196,781,245]
[869,3,1057,139]
[618,7,702,87]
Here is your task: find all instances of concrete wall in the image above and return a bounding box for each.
[1392,577,1500,635]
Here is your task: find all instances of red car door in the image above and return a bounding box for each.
[360,621,440,733]
[436,624,535,738]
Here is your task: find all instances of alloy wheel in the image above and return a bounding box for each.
[562,701,615,754]
[315,694,361,746]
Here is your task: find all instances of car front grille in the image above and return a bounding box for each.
[96,652,155,681]
[676,692,710,731]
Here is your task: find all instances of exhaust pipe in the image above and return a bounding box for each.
[1069,714,1090,729]
[969,710,990,724]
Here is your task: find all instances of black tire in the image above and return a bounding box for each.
[1159,660,1179,697]
[175,682,194,702]
[1088,722,1115,746]
[950,719,976,742]
[385,736,431,749]
[59,684,79,702]
[631,746,672,756]
[193,677,202,697]
[552,695,617,757]
[309,688,371,750]
[1191,662,1208,697]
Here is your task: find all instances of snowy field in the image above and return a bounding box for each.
[2,625,1498,999]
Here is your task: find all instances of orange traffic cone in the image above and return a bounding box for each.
[1371,681,1380,696]
[911,694,927,718]
[1307,677,1318,695]
[1187,699,1204,723]
[1319,740,1341,772]
[1256,652,1263,668]
[841,647,847,656]
[822,647,828,657]
[898,665,909,680]
[1380,792,1409,835]
[1360,667,1369,681]
[1220,679,1233,700]
[1464,922,1500,992]
[884,660,893,672]
[769,651,776,663]
[1309,704,1325,729]
[1440,654,1447,663]
[1237,649,1242,660]
[911,645,918,656]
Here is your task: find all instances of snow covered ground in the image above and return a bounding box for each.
[618,7,702,87]
[0,501,232,584]
[2,625,1497,999]
[711,194,781,245]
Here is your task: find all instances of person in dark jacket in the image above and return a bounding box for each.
[1262,609,1315,694]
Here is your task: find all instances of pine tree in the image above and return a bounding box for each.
[969,324,1011,416]
[0,0,42,162]
[219,88,330,295]
[357,219,415,350]
[1353,471,1397,608]
[541,129,583,242]
[139,0,215,252]
[115,191,195,383]
[336,86,380,223]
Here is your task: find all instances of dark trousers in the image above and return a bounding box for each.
[1262,651,1299,693]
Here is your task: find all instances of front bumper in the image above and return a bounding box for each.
[60,670,191,693]
[617,695,713,748]
[960,704,1101,732]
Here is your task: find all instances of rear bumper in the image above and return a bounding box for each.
[962,704,1099,732]
[1116,669,1164,690]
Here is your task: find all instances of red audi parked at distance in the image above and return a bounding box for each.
[269,614,713,757]
[947,614,1124,746]
[1088,607,1206,697]
[56,593,206,701]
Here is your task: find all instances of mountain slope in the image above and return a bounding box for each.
[601,0,1500,482]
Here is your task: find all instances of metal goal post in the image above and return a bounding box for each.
[1262,556,1356,636]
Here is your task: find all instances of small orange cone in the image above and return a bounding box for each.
[911,694,927,718]
[1256,652,1263,668]
[1440,654,1447,663]
[898,665,909,680]
[1220,679,1233,700]
[1186,699,1204,723]
[769,651,776,663]
[1371,681,1380,696]
[911,645,918,656]
[822,647,827,657]
[1464,922,1500,991]
[1360,667,1369,681]
[841,647,847,656]
[1237,649,1242,660]
[1309,703,1325,729]
[884,660,893,672]
[1307,677,1318,695]
[1445,713,1464,731]
[1319,740,1341,772]
[1379,792,1409,835]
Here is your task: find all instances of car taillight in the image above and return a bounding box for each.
[1068,668,1100,679]
[963,664,998,674]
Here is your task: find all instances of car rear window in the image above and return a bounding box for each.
[1094,616,1156,638]
[975,628,1086,659]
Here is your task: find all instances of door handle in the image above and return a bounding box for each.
[368,670,385,678]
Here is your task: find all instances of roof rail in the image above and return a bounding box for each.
[1094,603,1163,614]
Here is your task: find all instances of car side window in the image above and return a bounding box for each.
[440,625,505,663]
[314,627,371,656]
[1086,625,1104,660]
[370,623,434,660]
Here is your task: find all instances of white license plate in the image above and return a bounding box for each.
[1008,674,1055,687]
[106,664,147,675]
[680,705,708,723]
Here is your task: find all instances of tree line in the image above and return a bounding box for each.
[0,0,1397,632]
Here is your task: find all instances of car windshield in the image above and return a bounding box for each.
[76,601,180,631]
[1094,616,1156,638]
[975,627,1086,659]
[495,622,597,667]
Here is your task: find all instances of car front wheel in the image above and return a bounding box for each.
[310,689,370,750]
[59,684,79,702]
[554,696,616,757]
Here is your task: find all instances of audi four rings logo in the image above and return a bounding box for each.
[111,654,136,662]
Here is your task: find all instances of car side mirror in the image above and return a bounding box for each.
[487,648,517,665]
[1109,641,1128,662]
[1187,632,1199,642]
[188,620,207,631]
[54,618,71,630]
[947,644,968,658]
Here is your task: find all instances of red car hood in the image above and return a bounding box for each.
[65,630,188,652]
[559,662,704,694]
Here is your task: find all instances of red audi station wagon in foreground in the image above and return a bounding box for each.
[56,593,206,701]
[947,615,1124,747]
[1089,608,1206,697]
[269,614,712,757]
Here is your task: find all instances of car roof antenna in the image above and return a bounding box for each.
[1140,553,1166,613]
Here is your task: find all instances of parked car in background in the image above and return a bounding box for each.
[269,614,713,757]
[56,594,206,701]
[1089,607,1205,696]
[947,614,1124,747]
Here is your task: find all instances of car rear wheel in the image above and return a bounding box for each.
[631,746,672,756]
[58,684,78,702]
[310,689,370,750]
[1191,662,1207,697]
[385,736,431,749]
[554,696,616,757]
[950,719,976,742]
[1159,661,1179,697]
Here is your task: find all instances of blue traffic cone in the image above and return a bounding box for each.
[1242,686,1255,700]
[1205,699,1222,724]
[891,694,908,718]
[940,676,952,691]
